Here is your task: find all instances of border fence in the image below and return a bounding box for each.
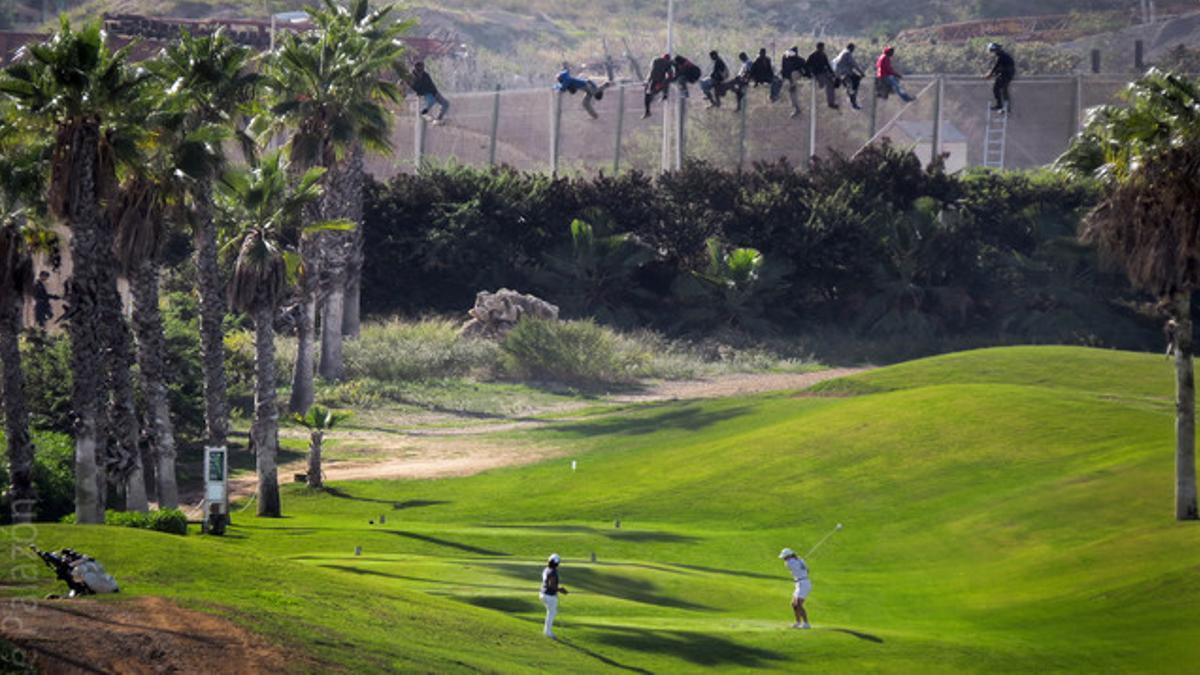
[365,74,1138,179]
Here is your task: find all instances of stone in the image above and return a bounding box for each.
[459,289,559,340]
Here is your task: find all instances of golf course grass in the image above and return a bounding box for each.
[4,346,1199,672]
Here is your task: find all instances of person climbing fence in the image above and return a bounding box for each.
[833,43,865,110]
[673,54,703,99]
[409,61,450,123]
[985,42,1016,113]
[555,63,612,120]
[780,47,808,117]
[808,42,839,109]
[876,46,915,103]
[643,53,675,119]
[700,50,730,108]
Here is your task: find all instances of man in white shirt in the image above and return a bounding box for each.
[779,548,812,629]
[540,553,569,639]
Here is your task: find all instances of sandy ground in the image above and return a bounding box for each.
[183,368,864,514]
[0,597,293,674]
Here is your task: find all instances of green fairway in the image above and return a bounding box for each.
[4,346,1199,672]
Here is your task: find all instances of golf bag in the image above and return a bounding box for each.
[31,546,120,597]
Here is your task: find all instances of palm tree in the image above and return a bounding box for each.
[1057,69,1200,521]
[292,405,351,489]
[147,29,259,451]
[0,121,51,524]
[0,18,147,523]
[265,0,409,391]
[221,150,332,517]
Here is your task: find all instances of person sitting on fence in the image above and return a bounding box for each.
[833,43,865,110]
[731,51,753,112]
[410,61,450,122]
[700,50,730,108]
[876,46,915,103]
[643,53,675,119]
[808,42,839,110]
[985,42,1016,113]
[779,47,808,117]
[555,63,612,120]
[749,48,776,98]
[673,54,703,99]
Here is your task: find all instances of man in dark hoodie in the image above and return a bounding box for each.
[780,47,808,117]
[808,42,838,109]
[673,54,703,99]
[409,61,449,122]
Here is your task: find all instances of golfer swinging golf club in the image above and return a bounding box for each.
[540,553,569,639]
[779,548,812,629]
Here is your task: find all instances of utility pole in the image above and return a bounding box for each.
[661,0,675,173]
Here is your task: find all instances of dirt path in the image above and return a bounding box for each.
[0,597,295,674]
[185,368,864,515]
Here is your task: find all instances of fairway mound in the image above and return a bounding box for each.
[0,596,292,674]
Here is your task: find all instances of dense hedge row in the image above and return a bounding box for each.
[362,143,1156,351]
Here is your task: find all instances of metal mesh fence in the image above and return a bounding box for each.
[366,74,1138,179]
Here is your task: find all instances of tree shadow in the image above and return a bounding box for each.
[384,530,510,557]
[592,625,784,668]
[487,563,708,611]
[480,524,699,544]
[460,595,541,613]
[556,637,653,674]
[665,563,778,581]
[539,404,754,438]
[321,486,449,511]
[825,627,885,643]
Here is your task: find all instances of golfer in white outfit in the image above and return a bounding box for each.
[540,553,569,639]
[779,548,812,629]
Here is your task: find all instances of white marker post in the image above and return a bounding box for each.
[202,446,229,535]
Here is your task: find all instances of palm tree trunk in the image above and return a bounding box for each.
[318,147,363,380]
[194,188,229,448]
[307,429,323,489]
[62,121,107,524]
[340,145,365,339]
[0,295,35,523]
[1174,293,1199,520]
[253,303,282,517]
[289,243,318,414]
[131,258,178,509]
[104,289,148,513]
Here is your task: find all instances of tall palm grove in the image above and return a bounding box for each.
[0,0,406,523]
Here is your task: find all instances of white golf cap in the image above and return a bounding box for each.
[548,553,561,564]
[778,548,796,559]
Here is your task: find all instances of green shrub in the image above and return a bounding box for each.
[61,508,188,535]
[501,318,646,386]
[342,318,502,381]
[0,430,74,524]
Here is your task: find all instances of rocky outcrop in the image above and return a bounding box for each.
[459,289,559,340]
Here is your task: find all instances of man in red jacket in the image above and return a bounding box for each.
[876,46,915,103]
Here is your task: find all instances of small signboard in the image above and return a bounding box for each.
[203,446,229,534]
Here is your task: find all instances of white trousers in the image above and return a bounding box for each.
[540,593,558,636]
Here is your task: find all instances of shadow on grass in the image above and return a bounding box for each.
[826,627,885,643]
[557,637,653,674]
[385,530,510,557]
[591,625,783,668]
[322,486,450,511]
[540,404,755,438]
[480,524,699,545]
[487,563,708,611]
[461,596,541,613]
[317,565,521,591]
[666,563,777,581]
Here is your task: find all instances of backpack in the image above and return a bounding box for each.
[70,556,120,594]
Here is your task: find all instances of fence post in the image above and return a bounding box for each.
[1073,74,1084,134]
[661,85,672,173]
[807,79,817,164]
[1091,49,1101,74]
[550,90,563,175]
[487,84,501,167]
[737,98,748,172]
[932,76,944,162]
[675,91,686,170]
[868,78,878,142]
[414,107,426,170]
[613,84,625,175]
[1135,40,1145,71]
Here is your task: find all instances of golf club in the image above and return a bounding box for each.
[805,523,843,558]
